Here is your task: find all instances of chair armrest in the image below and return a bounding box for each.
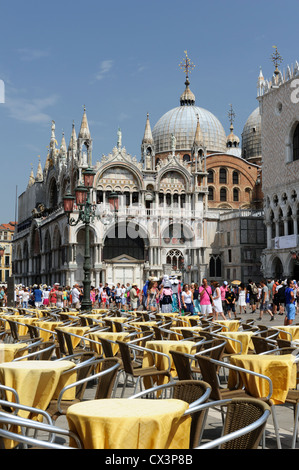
[196,409,271,449]
[56,361,120,413]
[128,343,172,372]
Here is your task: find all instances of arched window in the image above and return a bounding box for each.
[207,170,214,183]
[293,124,299,161]
[219,168,227,184]
[220,187,227,201]
[232,171,239,185]
[183,154,191,162]
[209,255,222,277]
[233,188,239,202]
[208,187,214,201]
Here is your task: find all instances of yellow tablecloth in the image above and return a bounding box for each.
[57,326,90,348]
[66,398,191,449]
[0,360,76,417]
[0,343,29,362]
[16,317,39,336]
[143,340,196,384]
[33,320,63,341]
[88,331,129,356]
[228,354,297,404]
[277,326,299,342]
[213,320,240,332]
[220,331,254,354]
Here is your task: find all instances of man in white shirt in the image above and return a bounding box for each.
[71,284,81,308]
[115,283,122,305]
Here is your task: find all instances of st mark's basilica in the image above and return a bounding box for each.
[12,53,265,288]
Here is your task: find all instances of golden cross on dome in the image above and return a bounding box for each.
[179,50,195,78]
[271,46,283,75]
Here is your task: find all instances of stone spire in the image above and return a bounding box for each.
[194,114,204,146]
[78,105,91,140]
[142,113,154,145]
[28,164,35,188]
[68,121,77,153]
[35,156,43,182]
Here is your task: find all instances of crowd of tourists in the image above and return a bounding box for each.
[11,276,298,325]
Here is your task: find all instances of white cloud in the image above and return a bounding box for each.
[5,94,58,124]
[95,60,114,80]
[17,48,50,61]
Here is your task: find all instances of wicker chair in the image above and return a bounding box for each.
[129,379,212,449]
[116,340,172,397]
[195,397,271,449]
[46,356,120,422]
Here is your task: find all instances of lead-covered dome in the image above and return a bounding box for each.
[241,106,261,162]
[152,105,227,154]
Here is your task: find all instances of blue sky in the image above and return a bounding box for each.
[0,0,298,222]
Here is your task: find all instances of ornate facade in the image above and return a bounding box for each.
[12,60,264,287]
[258,59,299,279]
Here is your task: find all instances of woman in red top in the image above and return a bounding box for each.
[49,286,58,307]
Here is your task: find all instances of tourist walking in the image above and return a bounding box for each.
[237,283,247,315]
[193,283,201,313]
[258,279,274,321]
[147,280,159,312]
[284,278,296,325]
[181,284,194,315]
[212,282,226,320]
[159,280,173,313]
[225,286,236,319]
[199,278,213,316]
[71,284,81,309]
[130,284,139,311]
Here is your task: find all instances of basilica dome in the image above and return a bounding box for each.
[152,78,227,155]
[152,105,227,154]
[241,106,262,163]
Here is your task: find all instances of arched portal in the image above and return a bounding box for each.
[103,222,148,286]
[272,257,283,279]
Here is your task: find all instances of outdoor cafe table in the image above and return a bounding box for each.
[213,319,240,332]
[228,353,297,404]
[0,360,76,417]
[220,331,254,354]
[276,325,299,342]
[88,331,130,356]
[56,326,91,349]
[33,320,64,341]
[66,398,191,449]
[0,343,29,362]
[142,340,197,385]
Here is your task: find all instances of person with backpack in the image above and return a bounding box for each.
[247,279,258,314]
[275,280,285,315]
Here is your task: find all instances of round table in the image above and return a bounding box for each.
[0,360,76,416]
[0,343,29,362]
[66,398,191,449]
[228,353,297,404]
[88,331,129,356]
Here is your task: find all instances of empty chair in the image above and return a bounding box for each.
[46,356,119,423]
[116,340,172,396]
[195,397,271,449]
[251,336,277,354]
[129,379,212,448]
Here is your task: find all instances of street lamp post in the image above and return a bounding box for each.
[63,167,96,311]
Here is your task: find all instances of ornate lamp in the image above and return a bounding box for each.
[75,183,88,206]
[82,167,96,189]
[63,190,75,214]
